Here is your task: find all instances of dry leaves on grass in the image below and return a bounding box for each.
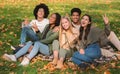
[9,72,15,74]
[67,62,78,71]
[30,54,53,65]
[9,63,17,68]
[42,62,68,72]
[104,69,111,74]
[0,62,4,66]
[30,54,43,65]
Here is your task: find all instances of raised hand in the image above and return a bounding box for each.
[24,18,29,25]
[102,14,109,25]
[21,18,29,28]
[32,22,39,31]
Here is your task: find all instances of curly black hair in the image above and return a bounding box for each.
[71,8,81,16]
[33,3,49,19]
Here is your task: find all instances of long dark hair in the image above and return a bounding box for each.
[50,13,61,29]
[42,13,61,39]
[79,14,92,40]
[54,13,61,26]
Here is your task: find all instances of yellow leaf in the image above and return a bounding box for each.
[9,63,17,68]
[9,32,14,35]
[1,16,5,19]
[1,24,5,29]
[14,34,17,37]
[0,62,4,66]
[9,72,15,74]
[6,42,11,45]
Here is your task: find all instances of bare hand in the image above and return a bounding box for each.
[32,22,39,31]
[53,26,59,32]
[24,18,29,25]
[103,14,109,25]
[79,49,85,54]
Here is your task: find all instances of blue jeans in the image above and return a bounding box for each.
[72,43,101,65]
[20,27,39,44]
[27,41,50,60]
[15,41,33,58]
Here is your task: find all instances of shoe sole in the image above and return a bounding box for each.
[2,54,13,62]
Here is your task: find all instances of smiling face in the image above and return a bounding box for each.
[37,8,44,18]
[81,15,91,28]
[49,13,56,25]
[61,18,71,30]
[71,12,80,24]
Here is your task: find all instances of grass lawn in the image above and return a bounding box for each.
[0,0,120,74]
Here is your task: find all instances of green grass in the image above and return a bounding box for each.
[0,0,120,74]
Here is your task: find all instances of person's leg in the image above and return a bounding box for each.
[20,27,39,45]
[56,48,70,68]
[38,42,50,56]
[72,43,101,65]
[15,41,33,58]
[85,43,101,59]
[72,56,83,65]
[72,51,92,64]
[52,40,59,65]
[108,31,120,50]
[20,41,41,66]
[26,41,50,60]
[4,41,33,62]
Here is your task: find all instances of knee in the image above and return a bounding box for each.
[52,40,59,50]
[26,41,33,45]
[34,41,41,45]
[52,40,59,46]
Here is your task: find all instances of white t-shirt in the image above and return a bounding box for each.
[29,18,49,33]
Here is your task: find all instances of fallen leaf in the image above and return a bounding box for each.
[6,42,11,45]
[1,24,5,29]
[9,32,14,35]
[9,72,15,74]
[14,34,17,37]
[110,62,116,68]
[0,62,4,66]
[9,63,17,68]
[104,70,111,74]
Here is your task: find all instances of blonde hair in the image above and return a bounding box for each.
[59,16,74,48]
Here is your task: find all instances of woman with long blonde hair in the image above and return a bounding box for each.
[51,16,79,69]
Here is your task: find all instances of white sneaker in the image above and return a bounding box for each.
[4,54,17,62]
[20,57,30,66]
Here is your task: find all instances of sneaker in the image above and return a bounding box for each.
[4,54,17,62]
[20,57,30,66]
